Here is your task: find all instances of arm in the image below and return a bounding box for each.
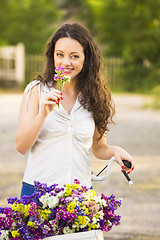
[16,85,61,154]
[92,127,135,173]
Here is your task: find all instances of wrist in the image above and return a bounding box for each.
[110,145,121,153]
[108,146,122,160]
[39,109,49,119]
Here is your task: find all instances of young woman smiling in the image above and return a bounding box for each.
[16,23,135,197]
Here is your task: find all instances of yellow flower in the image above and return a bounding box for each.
[64,184,72,197]
[12,202,21,212]
[12,203,30,217]
[85,189,96,201]
[23,204,31,217]
[64,183,82,197]
[71,183,81,190]
[78,216,87,225]
[11,230,20,238]
[27,221,35,227]
[81,205,89,215]
[38,209,51,220]
[87,222,98,230]
[67,202,76,213]
[88,222,91,231]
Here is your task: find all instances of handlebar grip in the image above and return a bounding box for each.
[122,160,131,168]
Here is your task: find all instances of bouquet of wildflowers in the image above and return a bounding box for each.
[54,66,71,91]
[54,66,71,107]
[0,180,121,240]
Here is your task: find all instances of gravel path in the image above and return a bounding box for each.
[0,93,160,240]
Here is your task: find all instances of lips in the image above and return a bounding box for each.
[63,68,73,74]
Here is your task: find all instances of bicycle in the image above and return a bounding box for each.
[44,157,133,240]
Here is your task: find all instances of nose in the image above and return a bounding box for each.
[62,56,71,66]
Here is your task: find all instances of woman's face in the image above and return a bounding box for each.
[54,37,85,80]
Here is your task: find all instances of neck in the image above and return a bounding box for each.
[62,78,76,94]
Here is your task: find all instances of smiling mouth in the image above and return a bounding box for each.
[63,68,73,73]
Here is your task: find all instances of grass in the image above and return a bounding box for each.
[112,89,160,110]
[131,237,160,240]
[0,87,23,94]
[143,94,160,110]
[144,102,160,110]
[140,85,160,110]
[136,176,160,191]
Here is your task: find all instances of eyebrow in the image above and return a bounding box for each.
[55,50,80,54]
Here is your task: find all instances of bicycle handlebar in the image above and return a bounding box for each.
[91,156,133,185]
[91,156,115,182]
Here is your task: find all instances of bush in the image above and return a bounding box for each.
[151,85,160,109]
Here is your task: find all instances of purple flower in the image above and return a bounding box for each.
[0,179,122,238]
[65,197,73,203]
[53,67,71,108]
[78,196,83,203]
[74,179,81,184]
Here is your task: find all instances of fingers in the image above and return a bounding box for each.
[44,90,63,104]
[121,158,135,174]
[126,157,135,174]
[114,153,135,174]
[121,167,133,174]
[46,90,61,101]
[41,90,63,115]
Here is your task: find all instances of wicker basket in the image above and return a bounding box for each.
[44,230,104,240]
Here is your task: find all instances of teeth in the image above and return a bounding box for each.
[64,69,72,72]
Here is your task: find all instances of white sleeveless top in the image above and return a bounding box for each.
[23,80,95,188]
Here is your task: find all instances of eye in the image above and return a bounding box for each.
[71,55,79,59]
[56,53,63,57]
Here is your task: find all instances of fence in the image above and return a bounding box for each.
[105,57,123,89]
[0,43,25,86]
[25,54,44,85]
[25,55,123,88]
[0,43,123,88]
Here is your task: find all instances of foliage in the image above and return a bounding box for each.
[82,0,160,91]
[0,0,61,54]
[0,180,121,239]
[151,85,160,109]
[1,0,160,91]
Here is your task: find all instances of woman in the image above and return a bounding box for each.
[16,23,135,197]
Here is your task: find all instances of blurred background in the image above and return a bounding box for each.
[0,0,160,239]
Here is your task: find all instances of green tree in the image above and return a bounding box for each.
[83,0,160,91]
[58,0,96,34]
[0,0,62,54]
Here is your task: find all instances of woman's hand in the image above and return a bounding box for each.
[92,128,135,174]
[112,146,135,174]
[40,89,62,116]
[16,86,63,154]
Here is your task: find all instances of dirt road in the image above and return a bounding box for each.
[0,93,160,240]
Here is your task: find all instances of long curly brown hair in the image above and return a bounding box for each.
[37,23,115,138]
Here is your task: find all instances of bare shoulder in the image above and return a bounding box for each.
[20,83,40,116]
